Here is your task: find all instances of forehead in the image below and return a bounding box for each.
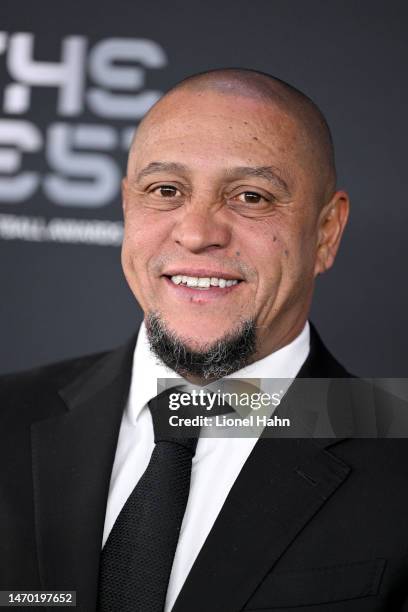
[137,91,301,154]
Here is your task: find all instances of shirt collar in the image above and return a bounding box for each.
[127,320,310,425]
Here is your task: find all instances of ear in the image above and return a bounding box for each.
[121,177,129,214]
[314,190,350,276]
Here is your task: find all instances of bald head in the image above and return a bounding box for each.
[131,68,337,203]
[122,68,350,370]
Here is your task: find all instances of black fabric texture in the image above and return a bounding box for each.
[97,388,198,612]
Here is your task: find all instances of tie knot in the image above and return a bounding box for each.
[148,387,199,455]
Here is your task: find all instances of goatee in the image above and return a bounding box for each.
[145,312,257,381]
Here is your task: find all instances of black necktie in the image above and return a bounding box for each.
[97,388,199,612]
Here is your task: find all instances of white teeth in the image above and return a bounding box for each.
[170,275,240,289]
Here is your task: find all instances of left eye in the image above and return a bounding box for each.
[237,191,264,204]
[153,185,180,197]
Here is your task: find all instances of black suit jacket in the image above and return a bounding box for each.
[1,325,408,611]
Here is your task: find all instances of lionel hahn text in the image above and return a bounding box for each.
[168,414,291,428]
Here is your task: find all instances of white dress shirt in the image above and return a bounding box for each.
[102,321,310,611]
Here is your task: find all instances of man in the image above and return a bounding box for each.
[1,69,408,611]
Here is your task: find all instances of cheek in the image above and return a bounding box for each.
[122,207,169,269]
[274,226,317,291]
[247,223,313,294]
[121,213,165,309]
[240,225,286,294]
[248,221,290,264]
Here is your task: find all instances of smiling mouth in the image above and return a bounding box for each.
[165,274,242,290]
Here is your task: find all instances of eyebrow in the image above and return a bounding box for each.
[135,161,291,196]
[136,161,189,182]
[226,166,291,197]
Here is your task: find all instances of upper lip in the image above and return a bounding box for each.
[163,268,243,281]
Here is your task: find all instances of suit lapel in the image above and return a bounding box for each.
[172,325,353,612]
[172,436,350,612]
[31,336,135,611]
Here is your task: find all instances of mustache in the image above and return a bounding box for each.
[150,254,255,280]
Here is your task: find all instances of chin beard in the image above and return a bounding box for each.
[145,311,257,381]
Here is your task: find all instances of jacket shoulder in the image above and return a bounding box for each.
[0,350,110,425]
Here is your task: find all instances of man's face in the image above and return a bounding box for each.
[122,90,342,360]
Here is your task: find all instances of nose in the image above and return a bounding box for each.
[171,203,231,254]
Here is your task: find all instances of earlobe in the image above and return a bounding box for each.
[314,244,330,276]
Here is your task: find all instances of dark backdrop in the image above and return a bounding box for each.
[0,0,406,377]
